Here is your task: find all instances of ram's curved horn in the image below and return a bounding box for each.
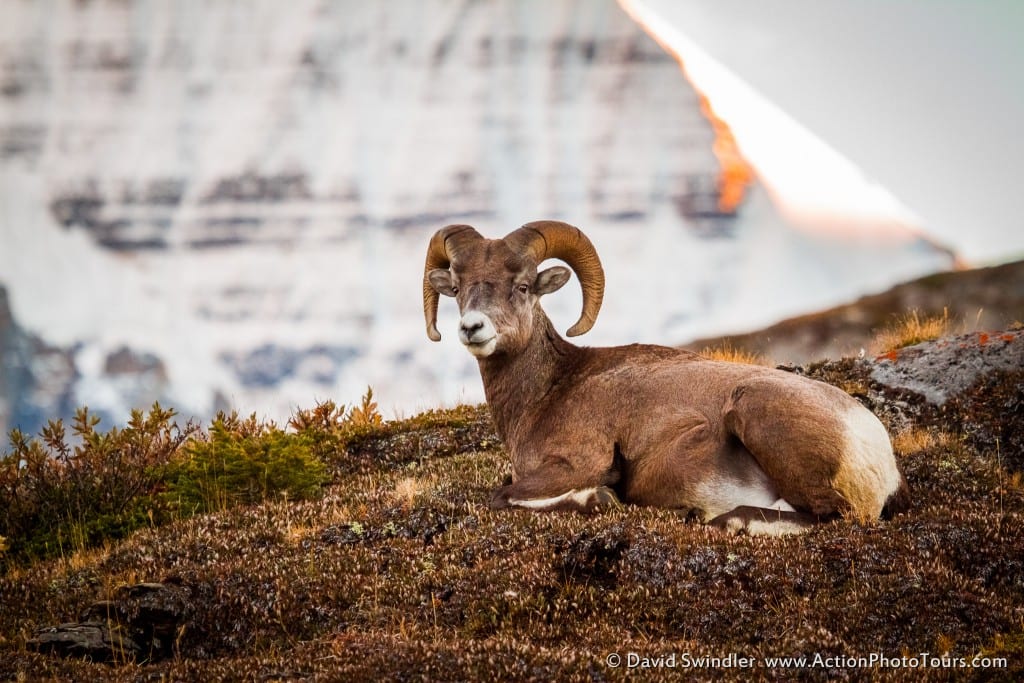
[504,220,605,337]
[422,224,483,341]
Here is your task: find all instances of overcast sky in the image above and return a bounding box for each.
[638,0,1024,265]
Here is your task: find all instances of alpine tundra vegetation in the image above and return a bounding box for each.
[1,331,1022,680]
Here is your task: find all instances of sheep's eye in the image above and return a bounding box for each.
[451,286,459,295]
[517,284,529,294]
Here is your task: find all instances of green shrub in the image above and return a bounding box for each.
[0,404,195,563]
[166,414,328,516]
[0,390,383,565]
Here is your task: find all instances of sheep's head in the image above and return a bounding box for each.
[423,220,605,358]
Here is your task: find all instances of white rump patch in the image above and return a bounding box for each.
[509,488,598,510]
[841,403,902,514]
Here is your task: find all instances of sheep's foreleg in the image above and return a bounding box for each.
[489,465,620,513]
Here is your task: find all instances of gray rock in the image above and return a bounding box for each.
[869,330,1023,405]
[28,621,140,663]
[29,581,192,663]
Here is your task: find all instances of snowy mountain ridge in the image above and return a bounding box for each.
[0,0,954,435]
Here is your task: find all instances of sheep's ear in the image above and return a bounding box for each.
[535,266,571,296]
[428,269,457,297]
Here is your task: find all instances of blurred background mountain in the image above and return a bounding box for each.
[1,0,1018,437]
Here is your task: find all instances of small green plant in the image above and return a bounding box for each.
[288,400,350,464]
[165,415,328,516]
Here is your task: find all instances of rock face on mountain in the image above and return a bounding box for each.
[0,0,953,434]
[0,285,77,437]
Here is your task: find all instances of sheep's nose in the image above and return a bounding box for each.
[458,311,497,355]
[458,311,496,346]
[461,319,484,336]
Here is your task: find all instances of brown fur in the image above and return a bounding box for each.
[425,225,908,531]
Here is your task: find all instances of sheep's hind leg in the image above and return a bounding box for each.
[708,506,832,536]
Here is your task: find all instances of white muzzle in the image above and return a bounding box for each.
[458,310,498,357]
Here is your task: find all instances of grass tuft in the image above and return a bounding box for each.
[699,342,768,365]
[391,477,432,511]
[873,308,952,353]
[891,428,953,457]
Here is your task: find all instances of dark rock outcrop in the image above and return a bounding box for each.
[27,622,140,664]
[27,582,193,664]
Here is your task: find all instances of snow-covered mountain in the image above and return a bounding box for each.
[0,0,954,435]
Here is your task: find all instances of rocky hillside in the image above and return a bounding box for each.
[1,330,1021,681]
[685,259,1024,364]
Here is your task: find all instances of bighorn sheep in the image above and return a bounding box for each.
[423,220,909,534]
